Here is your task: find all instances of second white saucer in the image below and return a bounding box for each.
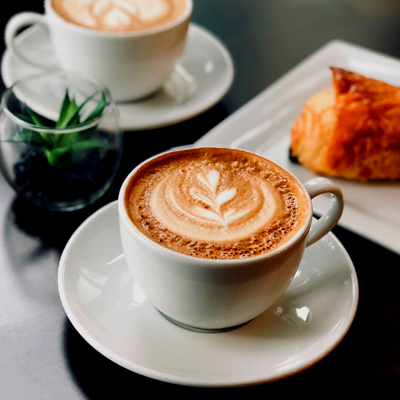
[1,23,234,131]
[58,201,358,387]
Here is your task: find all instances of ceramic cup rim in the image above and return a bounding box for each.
[118,147,314,266]
[45,0,193,38]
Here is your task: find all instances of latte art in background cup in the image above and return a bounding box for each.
[125,148,308,259]
[5,0,192,101]
[52,0,187,32]
[118,147,344,331]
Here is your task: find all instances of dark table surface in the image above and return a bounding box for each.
[1,1,400,399]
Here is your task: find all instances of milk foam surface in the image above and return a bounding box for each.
[52,0,186,32]
[125,148,308,259]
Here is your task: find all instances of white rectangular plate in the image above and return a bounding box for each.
[195,40,400,255]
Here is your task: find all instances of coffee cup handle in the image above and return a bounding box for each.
[303,177,344,247]
[5,12,52,69]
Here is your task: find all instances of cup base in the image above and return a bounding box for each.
[157,309,250,333]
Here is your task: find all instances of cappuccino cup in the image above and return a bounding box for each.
[118,147,344,331]
[5,0,192,102]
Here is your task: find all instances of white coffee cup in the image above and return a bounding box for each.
[5,0,193,102]
[118,148,344,332]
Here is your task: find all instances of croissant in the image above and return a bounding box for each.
[290,67,400,181]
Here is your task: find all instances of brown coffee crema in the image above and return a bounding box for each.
[52,0,186,32]
[125,148,309,260]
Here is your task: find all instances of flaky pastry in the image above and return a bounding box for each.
[290,67,400,181]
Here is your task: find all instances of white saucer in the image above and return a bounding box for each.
[1,23,234,131]
[58,201,358,387]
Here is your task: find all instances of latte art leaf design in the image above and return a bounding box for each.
[189,170,249,225]
[127,148,307,258]
[55,0,179,31]
[93,0,169,27]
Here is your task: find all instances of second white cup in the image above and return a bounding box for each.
[5,0,193,102]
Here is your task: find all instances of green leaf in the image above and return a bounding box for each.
[61,124,98,148]
[25,105,45,127]
[54,96,81,147]
[70,112,81,126]
[70,139,107,152]
[46,140,106,168]
[56,91,71,128]
[56,91,100,129]
[8,130,51,147]
[58,91,104,148]
[46,146,72,168]
[58,97,77,129]
[14,113,34,124]
[83,92,107,123]
[25,105,54,147]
